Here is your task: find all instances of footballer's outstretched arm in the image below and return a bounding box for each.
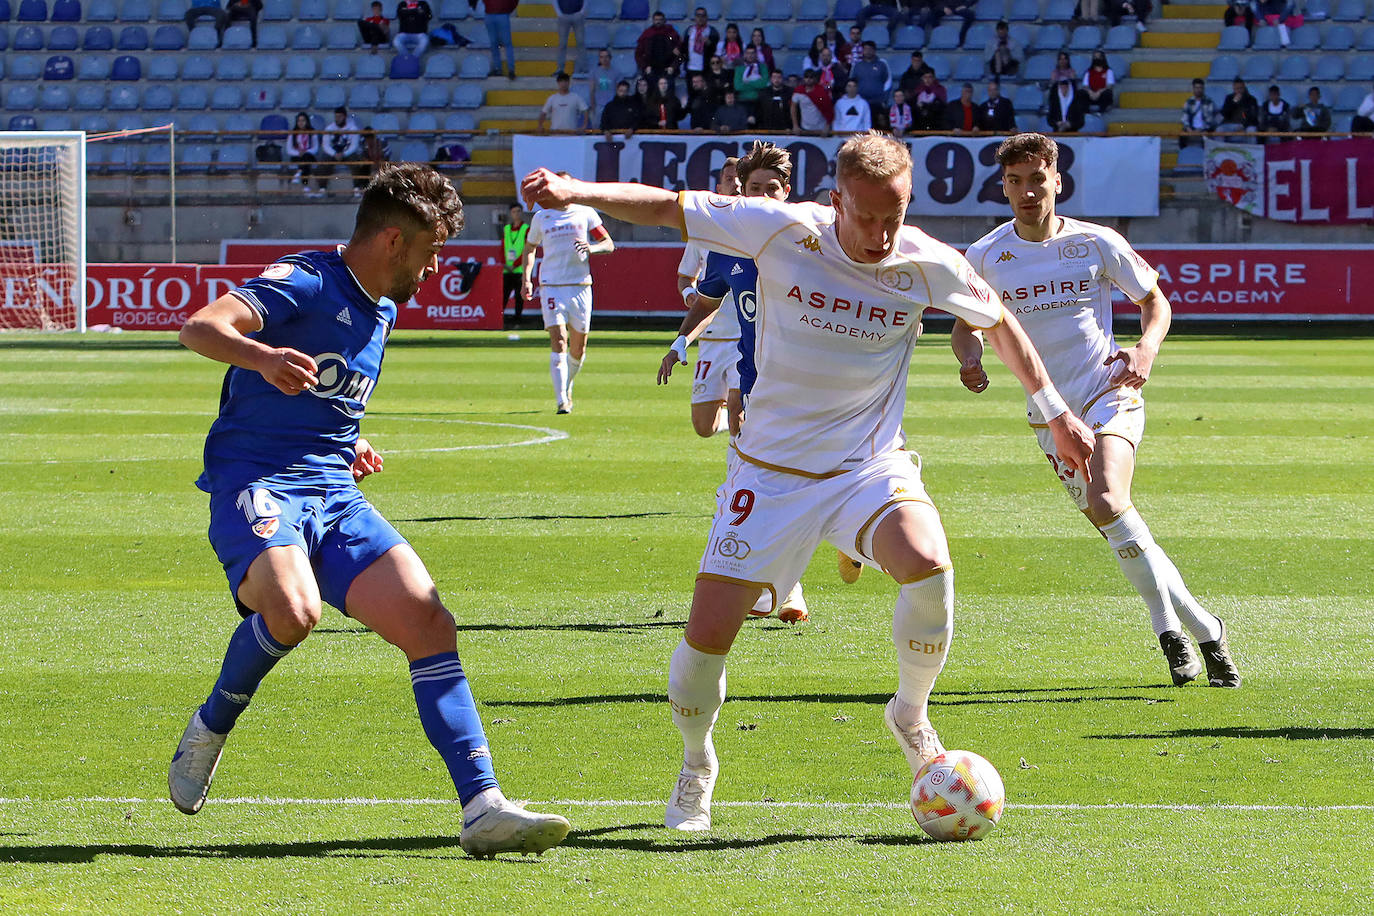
[180,294,319,396]
[1105,285,1170,389]
[521,168,685,233]
[982,307,1095,480]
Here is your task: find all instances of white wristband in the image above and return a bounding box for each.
[1030,385,1069,422]
[670,335,689,364]
[680,285,697,303]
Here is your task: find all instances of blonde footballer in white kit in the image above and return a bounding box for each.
[956,132,1240,688]
[521,177,614,413]
[521,132,1095,832]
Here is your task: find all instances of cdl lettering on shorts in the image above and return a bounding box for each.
[310,351,376,418]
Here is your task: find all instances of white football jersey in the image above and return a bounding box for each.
[681,190,1003,477]
[966,217,1158,420]
[528,204,604,287]
[678,242,739,340]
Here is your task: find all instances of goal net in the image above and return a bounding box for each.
[0,132,86,331]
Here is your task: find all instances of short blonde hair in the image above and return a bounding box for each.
[835,131,912,184]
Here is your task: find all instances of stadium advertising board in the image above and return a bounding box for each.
[1205,137,1374,224]
[511,134,1161,217]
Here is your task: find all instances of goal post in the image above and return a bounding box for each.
[0,131,86,332]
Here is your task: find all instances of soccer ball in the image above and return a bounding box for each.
[910,750,1005,841]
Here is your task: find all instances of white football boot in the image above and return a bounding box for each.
[460,798,571,858]
[665,743,718,831]
[883,697,945,779]
[168,710,228,815]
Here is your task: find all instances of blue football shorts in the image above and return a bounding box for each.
[206,478,408,615]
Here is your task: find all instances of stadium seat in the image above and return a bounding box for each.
[346,84,380,109]
[1332,0,1364,19]
[388,138,425,163]
[222,24,253,48]
[1288,25,1320,50]
[1082,112,1105,133]
[416,83,449,108]
[1349,55,1374,81]
[250,54,283,80]
[726,0,756,18]
[48,25,77,48]
[150,23,183,48]
[833,0,859,17]
[187,25,217,48]
[442,111,476,135]
[1067,24,1100,50]
[83,25,114,49]
[619,0,648,18]
[325,22,356,48]
[1013,83,1043,112]
[1215,25,1248,51]
[1359,25,1374,50]
[76,55,108,79]
[38,84,71,110]
[1022,53,1054,83]
[1007,0,1037,19]
[118,0,151,19]
[423,54,456,79]
[1042,0,1075,20]
[371,111,401,135]
[9,115,39,130]
[8,53,42,79]
[257,23,286,48]
[787,27,811,49]
[244,85,278,110]
[1240,55,1274,81]
[611,23,638,49]
[1009,22,1032,46]
[1322,25,1355,50]
[659,0,686,15]
[108,84,139,109]
[51,0,79,16]
[438,0,470,16]
[1251,27,1282,50]
[147,55,178,79]
[1207,56,1239,82]
[1335,84,1365,110]
[1103,23,1136,50]
[355,54,386,79]
[761,0,790,19]
[223,112,254,133]
[78,112,110,130]
[1175,145,1203,170]
[258,112,289,140]
[141,84,172,110]
[319,54,351,79]
[927,23,962,49]
[382,84,415,109]
[314,84,345,108]
[974,0,1004,18]
[860,23,889,48]
[42,54,74,79]
[332,0,363,18]
[210,85,242,109]
[408,111,437,134]
[116,25,148,49]
[949,55,981,81]
[298,0,327,18]
[459,54,489,78]
[178,144,215,172]
[144,142,170,169]
[181,56,213,79]
[1305,0,1330,18]
[216,55,248,80]
[453,83,484,108]
[291,25,322,48]
[1311,56,1343,81]
[86,0,116,19]
[75,84,106,108]
[16,0,45,20]
[796,0,827,18]
[261,0,290,18]
[892,25,923,49]
[1031,24,1065,51]
[40,114,74,129]
[7,85,39,109]
[13,25,39,48]
[154,0,181,21]
[285,56,317,79]
[1277,55,1310,81]
[279,82,311,110]
[924,52,952,80]
[389,53,421,79]
[110,54,141,80]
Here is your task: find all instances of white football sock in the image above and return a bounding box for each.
[891,569,953,728]
[549,352,568,405]
[1097,508,1181,636]
[566,354,583,400]
[1160,553,1223,642]
[668,639,726,769]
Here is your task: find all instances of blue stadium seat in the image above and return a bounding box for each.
[151,23,183,48]
[1067,24,1099,50]
[408,111,437,134]
[181,56,212,79]
[1332,0,1364,20]
[761,0,790,19]
[963,22,993,47]
[889,24,921,49]
[1251,26,1281,50]
[141,84,172,109]
[245,85,278,109]
[222,112,254,133]
[417,83,449,108]
[16,0,46,20]
[210,85,242,109]
[291,25,322,48]
[257,23,286,48]
[325,21,356,48]
[725,0,755,17]
[1358,25,1374,50]
[313,84,345,108]
[382,84,415,109]
[1175,145,1203,170]
[9,115,40,130]
[279,82,311,109]
[319,54,351,79]
[611,22,638,49]
[1103,23,1136,50]
[7,85,39,109]
[261,0,291,18]
[1082,112,1105,133]
[1288,25,1319,50]
[110,53,141,79]
[1277,55,1310,81]
[390,53,421,79]
[186,23,217,48]
[371,111,401,135]
[1042,0,1074,20]
[860,23,889,48]
[108,84,139,109]
[40,114,74,129]
[582,21,609,50]
[659,0,686,15]
[1322,25,1355,49]
[144,143,170,169]
[154,0,182,22]
[42,53,73,78]
[442,111,476,135]
[1023,53,1054,83]
[298,0,327,18]
[439,0,471,17]
[347,84,380,109]
[76,54,108,79]
[285,56,317,79]
[39,84,71,109]
[1335,84,1366,111]
[116,25,148,49]
[459,54,488,78]
[332,0,363,18]
[787,27,811,49]
[83,25,114,49]
[1009,22,1032,46]
[178,144,215,172]
[223,24,252,48]
[48,24,77,47]
[355,54,386,78]
[953,54,984,81]
[1312,56,1343,81]
[1012,82,1043,112]
[259,112,289,139]
[75,84,106,108]
[78,112,110,130]
[460,24,487,48]
[924,52,952,80]
[393,139,430,163]
[796,0,826,18]
[1007,0,1038,19]
[216,55,248,80]
[620,0,648,18]
[51,0,79,19]
[1305,0,1330,16]
[833,0,859,18]
[86,0,115,19]
[8,54,42,78]
[1240,55,1274,81]
[118,0,151,19]
[423,54,456,78]
[975,0,1005,19]
[1350,55,1374,81]
[250,55,283,80]
[1207,55,1239,82]
[927,23,962,49]
[453,83,484,108]
[0,0,12,13]
[13,24,39,47]
[1030,23,1064,51]
[147,55,178,79]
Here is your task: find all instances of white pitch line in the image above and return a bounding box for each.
[0,797,1370,813]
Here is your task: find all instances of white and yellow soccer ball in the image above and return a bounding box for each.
[910,750,1005,841]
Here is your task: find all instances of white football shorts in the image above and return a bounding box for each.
[698,449,934,605]
[541,285,592,333]
[1034,386,1145,511]
[691,338,741,406]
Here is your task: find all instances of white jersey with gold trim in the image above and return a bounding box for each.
[527,203,604,287]
[680,190,1003,477]
[678,242,739,340]
[966,216,1158,420]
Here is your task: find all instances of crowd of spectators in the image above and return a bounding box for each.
[1179,76,1350,146]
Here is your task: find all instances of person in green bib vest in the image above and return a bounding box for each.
[502,203,529,328]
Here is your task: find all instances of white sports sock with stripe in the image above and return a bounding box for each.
[891,569,954,728]
[549,351,568,405]
[566,354,583,399]
[1097,507,1182,636]
[668,639,726,769]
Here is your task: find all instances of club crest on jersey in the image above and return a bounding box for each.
[259,263,294,280]
[707,194,735,209]
[878,267,914,291]
[1059,242,1091,260]
[996,250,1017,262]
[737,289,758,322]
[252,517,280,538]
[310,351,377,419]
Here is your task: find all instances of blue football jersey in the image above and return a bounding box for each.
[697,251,760,395]
[196,248,397,494]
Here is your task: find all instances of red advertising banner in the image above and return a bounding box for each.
[1205,138,1374,225]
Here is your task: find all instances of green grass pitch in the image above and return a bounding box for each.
[0,330,1371,913]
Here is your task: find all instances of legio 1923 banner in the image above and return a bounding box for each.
[512,134,1160,217]
[1205,137,1374,224]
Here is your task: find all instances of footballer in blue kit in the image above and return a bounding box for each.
[697,252,759,398]
[169,164,570,858]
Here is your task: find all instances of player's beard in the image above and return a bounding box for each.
[390,261,425,303]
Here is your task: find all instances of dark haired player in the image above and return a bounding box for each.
[168,163,571,857]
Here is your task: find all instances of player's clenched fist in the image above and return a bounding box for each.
[959,357,989,393]
[258,347,318,395]
[521,168,576,210]
[351,437,384,480]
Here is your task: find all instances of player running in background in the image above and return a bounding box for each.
[168,164,571,858]
[521,174,615,414]
[676,157,740,439]
[956,133,1240,688]
[523,132,1095,831]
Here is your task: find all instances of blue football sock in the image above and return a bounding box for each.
[409,651,500,805]
[199,614,292,734]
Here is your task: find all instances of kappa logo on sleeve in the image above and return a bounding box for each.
[259,263,294,280]
[996,250,1017,262]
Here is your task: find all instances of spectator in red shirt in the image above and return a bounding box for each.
[944,82,978,132]
[791,68,835,134]
[636,10,684,88]
[358,1,390,49]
